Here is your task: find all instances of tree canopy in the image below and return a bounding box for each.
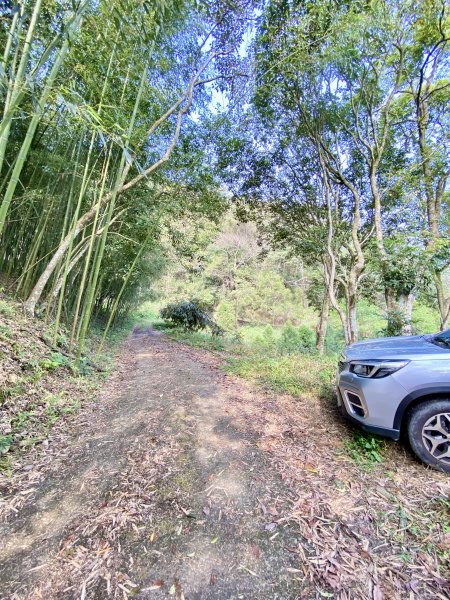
[0,0,449,353]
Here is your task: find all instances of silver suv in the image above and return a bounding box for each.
[337,331,450,473]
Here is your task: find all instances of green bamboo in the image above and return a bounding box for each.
[69,151,111,346]
[1,4,21,85]
[52,132,96,344]
[0,0,43,175]
[68,34,119,346]
[0,1,88,139]
[45,139,81,322]
[0,5,86,238]
[97,232,152,355]
[16,187,54,294]
[16,136,72,294]
[75,63,149,359]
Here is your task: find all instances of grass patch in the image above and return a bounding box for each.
[166,328,230,352]
[225,352,335,399]
[0,299,16,317]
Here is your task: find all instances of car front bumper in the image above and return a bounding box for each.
[337,387,400,441]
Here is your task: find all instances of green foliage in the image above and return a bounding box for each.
[381,309,409,337]
[160,301,223,334]
[345,432,385,469]
[254,324,277,350]
[278,323,315,354]
[305,276,326,313]
[0,300,15,316]
[226,351,335,399]
[381,238,430,297]
[0,455,13,476]
[0,434,13,454]
[324,325,345,355]
[411,304,440,334]
[46,392,80,421]
[73,356,94,376]
[40,352,71,371]
[165,329,227,352]
[215,300,236,330]
[357,301,385,339]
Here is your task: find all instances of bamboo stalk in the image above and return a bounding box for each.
[69,148,112,347]
[68,33,119,346]
[0,4,87,237]
[0,0,43,175]
[0,4,21,86]
[97,231,152,355]
[52,131,97,343]
[74,61,150,358]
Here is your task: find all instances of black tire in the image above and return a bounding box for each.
[407,400,450,473]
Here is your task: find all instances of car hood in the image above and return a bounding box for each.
[344,334,450,360]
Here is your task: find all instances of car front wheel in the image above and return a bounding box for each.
[407,400,450,473]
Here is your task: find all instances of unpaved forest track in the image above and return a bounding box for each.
[0,328,449,600]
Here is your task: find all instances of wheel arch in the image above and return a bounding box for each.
[394,386,450,432]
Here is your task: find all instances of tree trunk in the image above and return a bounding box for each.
[433,272,450,330]
[398,292,415,335]
[415,76,450,329]
[316,292,330,355]
[24,206,97,315]
[347,297,359,344]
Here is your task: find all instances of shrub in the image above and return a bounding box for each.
[40,352,71,371]
[160,300,223,334]
[215,300,236,330]
[278,323,315,354]
[0,299,15,316]
[254,324,277,350]
[298,325,316,352]
[278,323,298,353]
[324,325,345,355]
[345,432,385,469]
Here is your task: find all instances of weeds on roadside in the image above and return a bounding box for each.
[0,299,15,316]
[345,431,385,468]
[0,434,13,454]
[162,324,337,399]
[225,353,336,400]
[0,455,13,476]
[166,328,229,352]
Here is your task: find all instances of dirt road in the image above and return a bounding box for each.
[0,329,448,599]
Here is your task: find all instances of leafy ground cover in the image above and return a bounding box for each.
[157,322,450,589]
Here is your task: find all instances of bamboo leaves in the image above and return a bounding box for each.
[0,0,88,236]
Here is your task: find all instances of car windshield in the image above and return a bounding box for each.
[430,330,450,348]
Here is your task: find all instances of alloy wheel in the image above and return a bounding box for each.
[421,412,450,463]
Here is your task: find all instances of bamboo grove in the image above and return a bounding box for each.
[0,0,245,357]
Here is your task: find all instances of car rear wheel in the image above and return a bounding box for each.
[407,400,450,473]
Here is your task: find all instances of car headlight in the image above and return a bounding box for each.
[349,359,409,378]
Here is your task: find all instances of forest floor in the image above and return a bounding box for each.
[0,326,449,600]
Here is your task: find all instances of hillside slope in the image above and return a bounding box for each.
[0,293,111,506]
